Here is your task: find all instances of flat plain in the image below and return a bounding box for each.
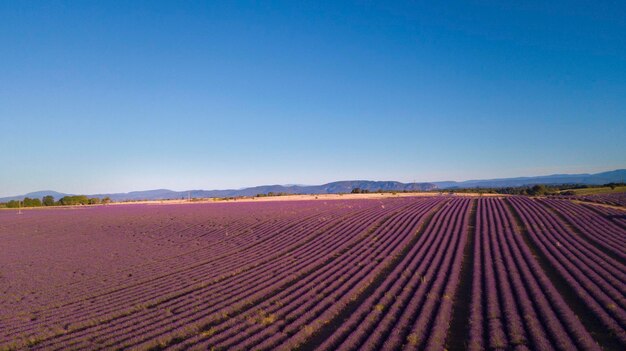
[1,195,624,350]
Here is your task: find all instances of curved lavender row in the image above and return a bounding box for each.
[29,201,408,350]
[587,204,626,228]
[142,201,444,351]
[345,199,463,351]
[348,199,469,350]
[378,198,470,351]
[311,200,458,351]
[218,200,441,351]
[525,198,626,304]
[2,202,362,342]
[551,199,626,245]
[472,198,538,349]
[211,203,433,347]
[515,199,626,301]
[2,195,623,351]
[509,196,626,346]
[3,201,394,350]
[571,193,626,207]
[540,199,626,260]
[1,202,344,324]
[521,197,626,312]
[2,201,326,313]
[469,198,600,351]
[4,214,322,332]
[490,198,594,350]
[219,201,445,348]
[420,199,472,350]
[91,200,428,350]
[495,199,600,351]
[33,199,428,350]
[156,199,434,350]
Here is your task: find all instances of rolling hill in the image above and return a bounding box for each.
[2,169,624,202]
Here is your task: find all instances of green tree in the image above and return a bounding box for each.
[42,195,55,206]
[23,197,42,207]
[528,184,548,196]
[59,195,90,206]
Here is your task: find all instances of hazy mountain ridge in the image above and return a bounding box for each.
[433,169,626,189]
[2,169,624,202]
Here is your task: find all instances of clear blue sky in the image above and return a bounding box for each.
[1,1,625,196]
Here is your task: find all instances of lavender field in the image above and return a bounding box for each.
[1,196,624,351]
[562,193,626,207]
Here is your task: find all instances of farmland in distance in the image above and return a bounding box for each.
[0,195,624,350]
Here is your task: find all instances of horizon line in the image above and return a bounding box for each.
[2,167,624,199]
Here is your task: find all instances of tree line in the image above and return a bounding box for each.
[0,195,112,208]
[445,182,626,196]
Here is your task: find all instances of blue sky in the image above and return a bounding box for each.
[1,1,625,196]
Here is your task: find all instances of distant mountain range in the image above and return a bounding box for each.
[433,169,626,189]
[2,169,624,202]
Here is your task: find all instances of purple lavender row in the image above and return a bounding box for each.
[185,200,432,349]
[20,209,342,350]
[2,202,350,341]
[479,199,520,349]
[24,201,402,350]
[421,198,472,350]
[541,198,626,259]
[73,199,419,350]
[6,202,358,346]
[115,200,420,350]
[574,193,626,207]
[525,198,626,302]
[352,199,465,351]
[469,199,508,350]
[344,199,469,351]
[470,198,600,350]
[312,199,457,351]
[495,199,600,350]
[219,199,445,350]
[468,197,485,351]
[588,204,626,228]
[514,198,626,301]
[509,196,626,346]
[4,201,337,315]
[552,198,626,243]
[34,200,407,350]
[491,198,596,350]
